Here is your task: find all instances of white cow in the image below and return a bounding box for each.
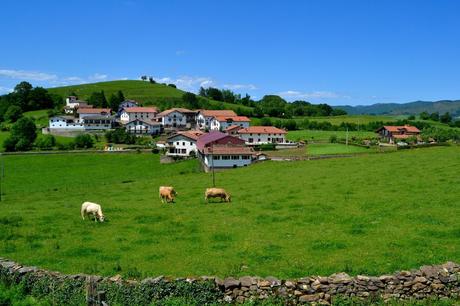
[81,202,105,222]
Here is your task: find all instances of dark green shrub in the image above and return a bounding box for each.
[73,134,94,149]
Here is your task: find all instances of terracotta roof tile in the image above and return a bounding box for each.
[200,110,237,117]
[238,126,287,134]
[213,115,250,122]
[124,107,158,113]
[77,108,111,114]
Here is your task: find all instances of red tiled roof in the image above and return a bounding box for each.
[124,107,158,113]
[157,108,196,117]
[200,110,237,117]
[238,126,287,134]
[126,118,161,126]
[225,125,243,132]
[197,131,228,149]
[169,130,205,141]
[213,115,250,122]
[203,145,254,155]
[77,108,111,114]
[381,125,420,133]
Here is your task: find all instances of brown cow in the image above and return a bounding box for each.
[205,188,231,203]
[159,186,177,203]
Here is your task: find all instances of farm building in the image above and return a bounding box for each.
[125,119,162,135]
[116,100,139,117]
[49,115,84,130]
[376,125,420,143]
[196,131,253,170]
[210,115,250,131]
[49,114,113,131]
[157,108,197,129]
[64,96,92,114]
[196,110,237,130]
[166,130,205,157]
[225,125,243,135]
[238,126,287,145]
[77,108,112,120]
[119,107,158,124]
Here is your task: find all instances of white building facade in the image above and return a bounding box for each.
[125,119,161,135]
[166,131,203,157]
[196,110,237,130]
[210,116,250,131]
[120,107,158,124]
[238,126,287,145]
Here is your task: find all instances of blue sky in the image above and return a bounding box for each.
[1,0,460,106]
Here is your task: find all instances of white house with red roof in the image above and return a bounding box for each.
[166,130,204,157]
[157,108,196,129]
[210,115,250,131]
[238,126,287,145]
[77,108,111,120]
[376,125,420,143]
[196,131,254,170]
[125,119,162,135]
[120,107,158,124]
[196,110,237,130]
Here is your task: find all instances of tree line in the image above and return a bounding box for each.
[198,87,347,117]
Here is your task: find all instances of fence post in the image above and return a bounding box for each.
[86,276,97,306]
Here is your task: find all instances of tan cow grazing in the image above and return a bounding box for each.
[205,188,231,203]
[159,186,177,203]
[81,202,105,222]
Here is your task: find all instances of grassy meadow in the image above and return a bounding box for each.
[307,143,376,155]
[287,129,376,142]
[0,146,459,279]
[48,80,253,112]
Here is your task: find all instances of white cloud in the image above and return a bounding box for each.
[223,83,257,90]
[0,86,13,94]
[175,50,186,56]
[0,69,113,87]
[0,69,58,81]
[277,90,347,100]
[153,75,215,92]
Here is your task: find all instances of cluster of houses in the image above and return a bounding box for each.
[48,96,423,170]
[48,96,290,170]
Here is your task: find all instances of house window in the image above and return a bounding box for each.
[213,155,221,160]
[258,138,261,142]
[248,138,253,143]
[176,142,179,145]
[182,142,185,146]
[181,149,186,154]
[231,155,239,160]
[268,138,271,141]
[242,155,250,160]
[222,155,230,160]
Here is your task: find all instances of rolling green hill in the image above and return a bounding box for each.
[336,100,460,116]
[47,80,253,112]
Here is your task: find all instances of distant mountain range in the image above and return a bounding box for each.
[335,100,460,117]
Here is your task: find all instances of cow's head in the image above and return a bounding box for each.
[98,214,105,222]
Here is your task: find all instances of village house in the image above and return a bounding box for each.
[238,126,287,145]
[125,118,162,135]
[49,115,84,130]
[196,131,254,170]
[166,130,204,157]
[376,125,420,143]
[116,100,139,117]
[119,107,158,124]
[157,108,197,129]
[225,125,243,136]
[196,110,237,130]
[77,108,112,121]
[64,96,92,114]
[210,115,250,131]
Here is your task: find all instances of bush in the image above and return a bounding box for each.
[5,105,23,123]
[329,135,338,143]
[260,117,273,126]
[258,143,276,151]
[105,128,136,144]
[73,134,94,149]
[34,135,56,150]
[3,117,37,152]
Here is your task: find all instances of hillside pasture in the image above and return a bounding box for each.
[287,130,376,142]
[307,143,376,155]
[0,147,459,279]
[48,80,253,112]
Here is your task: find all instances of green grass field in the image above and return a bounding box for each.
[23,109,51,129]
[287,130,376,142]
[307,143,376,155]
[1,146,459,279]
[48,80,253,112]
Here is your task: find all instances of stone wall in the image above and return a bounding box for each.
[0,258,459,305]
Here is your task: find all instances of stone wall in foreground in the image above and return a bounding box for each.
[0,258,459,305]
